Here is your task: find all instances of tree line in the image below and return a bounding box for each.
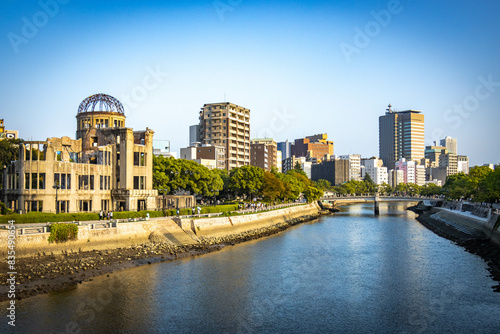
[153,157,323,203]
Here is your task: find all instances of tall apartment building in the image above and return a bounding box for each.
[291,134,334,162]
[198,102,250,170]
[339,154,361,181]
[250,138,277,172]
[439,136,457,154]
[2,94,157,213]
[379,105,425,170]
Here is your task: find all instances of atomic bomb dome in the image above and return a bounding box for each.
[78,93,125,114]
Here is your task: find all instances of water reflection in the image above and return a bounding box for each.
[2,202,500,333]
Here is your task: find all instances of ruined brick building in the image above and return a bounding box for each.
[2,93,158,213]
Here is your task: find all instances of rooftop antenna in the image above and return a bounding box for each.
[386,104,393,113]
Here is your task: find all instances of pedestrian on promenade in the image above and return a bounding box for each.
[110,211,113,220]
[176,207,180,216]
[99,210,103,220]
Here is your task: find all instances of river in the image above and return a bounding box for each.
[2,202,500,333]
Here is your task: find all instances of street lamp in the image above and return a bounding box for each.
[53,183,60,213]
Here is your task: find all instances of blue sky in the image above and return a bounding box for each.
[1,0,499,166]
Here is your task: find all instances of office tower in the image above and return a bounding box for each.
[199,102,250,170]
[277,140,292,161]
[439,136,457,155]
[379,105,425,170]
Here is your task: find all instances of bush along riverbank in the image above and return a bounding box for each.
[0,209,324,302]
[408,202,500,292]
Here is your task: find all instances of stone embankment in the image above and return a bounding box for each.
[409,201,500,292]
[0,202,324,301]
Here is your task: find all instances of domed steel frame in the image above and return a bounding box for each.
[78,93,125,114]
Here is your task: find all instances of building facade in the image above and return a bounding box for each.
[339,154,361,181]
[291,134,334,162]
[250,138,277,172]
[277,140,292,161]
[439,136,457,155]
[2,94,157,213]
[311,158,349,185]
[198,102,250,170]
[361,157,388,185]
[379,105,425,170]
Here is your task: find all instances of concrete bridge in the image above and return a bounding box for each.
[320,195,442,215]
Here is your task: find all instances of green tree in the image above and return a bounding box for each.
[303,185,323,202]
[378,183,393,195]
[476,168,500,202]
[153,156,223,198]
[229,165,264,199]
[262,171,285,202]
[420,183,442,197]
[315,179,332,191]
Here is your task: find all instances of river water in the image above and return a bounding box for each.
[3,202,500,333]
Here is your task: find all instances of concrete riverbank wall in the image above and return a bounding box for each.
[431,208,500,246]
[0,203,321,258]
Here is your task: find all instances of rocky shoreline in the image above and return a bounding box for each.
[0,213,323,302]
[408,203,500,292]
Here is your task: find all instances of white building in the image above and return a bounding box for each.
[395,158,416,184]
[457,155,469,174]
[361,157,388,185]
[415,165,426,186]
[339,154,361,181]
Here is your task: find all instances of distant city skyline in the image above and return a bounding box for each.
[1,0,499,167]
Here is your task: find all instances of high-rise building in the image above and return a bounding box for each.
[379,105,425,170]
[250,138,277,172]
[291,134,334,162]
[198,102,250,170]
[339,154,362,181]
[439,136,457,155]
[277,140,292,161]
